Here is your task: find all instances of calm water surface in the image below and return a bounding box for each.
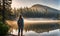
[6,18,60,36]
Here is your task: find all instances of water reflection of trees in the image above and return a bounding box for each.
[24,23,59,33]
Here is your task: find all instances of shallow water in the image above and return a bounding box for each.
[6,18,60,36]
[11,29,60,36]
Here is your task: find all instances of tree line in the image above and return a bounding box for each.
[12,7,60,20]
[0,5,60,21]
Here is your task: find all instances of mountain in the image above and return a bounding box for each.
[30,4,60,13]
[22,4,60,19]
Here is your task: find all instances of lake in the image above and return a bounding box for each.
[6,18,60,36]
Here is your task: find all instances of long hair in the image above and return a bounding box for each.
[18,15,24,21]
[18,15,23,25]
[19,15,23,19]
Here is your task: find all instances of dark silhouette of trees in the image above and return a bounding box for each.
[15,7,60,20]
[10,5,60,20]
[0,0,12,23]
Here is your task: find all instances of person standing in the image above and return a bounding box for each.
[17,15,24,36]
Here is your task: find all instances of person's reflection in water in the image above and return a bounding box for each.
[17,15,24,36]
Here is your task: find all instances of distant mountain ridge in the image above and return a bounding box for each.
[21,4,60,19]
[32,4,58,10]
[30,4,60,13]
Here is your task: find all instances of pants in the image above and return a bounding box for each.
[18,26,23,36]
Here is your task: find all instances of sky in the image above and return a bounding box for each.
[11,0,60,10]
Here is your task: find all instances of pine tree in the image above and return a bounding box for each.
[1,0,12,23]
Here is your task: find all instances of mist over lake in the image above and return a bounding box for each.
[6,18,60,36]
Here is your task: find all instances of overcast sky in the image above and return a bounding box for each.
[11,0,60,10]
